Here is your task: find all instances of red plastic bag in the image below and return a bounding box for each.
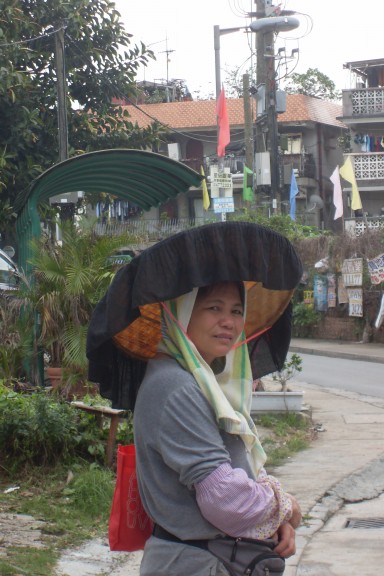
[109,444,153,551]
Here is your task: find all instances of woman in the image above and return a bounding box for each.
[134,281,301,576]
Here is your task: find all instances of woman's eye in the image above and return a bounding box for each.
[233,309,244,316]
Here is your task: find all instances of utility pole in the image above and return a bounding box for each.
[243,73,254,172]
[54,25,68,162]
[214,24,227,221]
[52,24,77,222]
[255,0,280,213]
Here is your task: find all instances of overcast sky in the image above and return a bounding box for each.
[113,0,383,97]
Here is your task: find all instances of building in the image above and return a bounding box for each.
[95,95,346,229]
[340,58,384,235]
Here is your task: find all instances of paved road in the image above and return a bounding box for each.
[294,353,384,398]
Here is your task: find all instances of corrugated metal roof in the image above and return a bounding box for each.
[15,149,203,274]
[15,149,203,213]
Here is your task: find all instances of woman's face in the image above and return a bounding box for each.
[187,283,245,365]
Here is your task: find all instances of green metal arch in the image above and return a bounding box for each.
[15,149,203,273]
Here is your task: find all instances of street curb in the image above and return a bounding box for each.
[290,454,384,575]
[289,346,384,365]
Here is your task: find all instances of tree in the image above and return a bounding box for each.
[11,217,138,389]
[221,65,256,99]
[284,68,341,101]
[0,0,167,230]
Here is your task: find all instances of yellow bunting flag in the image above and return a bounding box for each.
[200,165,210,210]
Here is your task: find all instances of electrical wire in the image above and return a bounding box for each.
[66,32,254,146]
[0,26,62,48]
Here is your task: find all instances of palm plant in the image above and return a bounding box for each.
[18,217,139,392]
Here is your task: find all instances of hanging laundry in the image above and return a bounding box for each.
[369,135,375,151]
[361,134,370,152]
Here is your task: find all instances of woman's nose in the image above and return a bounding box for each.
[219,313,234,327]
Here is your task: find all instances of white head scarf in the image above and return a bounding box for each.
[158,285,267,476]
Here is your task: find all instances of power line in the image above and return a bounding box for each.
[66,32,249,145]
[0,27,61,48]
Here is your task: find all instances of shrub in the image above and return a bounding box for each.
[0,388,135,473]
[272,353,303,392]
[0,391,79,469]
[292,302,321,336]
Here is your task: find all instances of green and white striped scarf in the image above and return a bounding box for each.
[158,288,267,476]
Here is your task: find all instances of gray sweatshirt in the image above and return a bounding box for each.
[134,357,255,541]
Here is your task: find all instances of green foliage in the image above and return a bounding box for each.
[0,387,134,473]
[272,353,303,392]
[292,302,321,328]
[223,64,256,98]
[284,67,341,101]
[229,210,322,242]
[15,218,137,386]
[0,0,165,213]
[63,464,115,517]
[0,548,58,576]
[0,391,78,469]
[258,412,308,433]
[256,412,310,468]
[0,294,25,384]
[0,462,116,572]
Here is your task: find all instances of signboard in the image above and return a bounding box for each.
[327,273,336,308]
[313,274,328,312]
[212,173,233,189]
[367,253,384,285]
[303,290,314,306]
[342,258,363,287]
[213,197,234,214]
[210,165,233,198]
[337,274,349,304]
[347,288,363,317]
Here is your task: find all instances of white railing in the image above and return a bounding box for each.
[344,216,384,236]
[352,153,384,180]
[350,88,384,115]
[94,217,209,240]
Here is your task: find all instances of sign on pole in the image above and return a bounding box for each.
[210,165,233,198]
[213,197,234,214]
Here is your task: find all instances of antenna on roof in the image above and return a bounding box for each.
[159,35,175,85]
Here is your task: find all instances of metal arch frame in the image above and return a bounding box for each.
[15,149,203,274]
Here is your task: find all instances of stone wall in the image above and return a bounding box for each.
[294,314,384,343]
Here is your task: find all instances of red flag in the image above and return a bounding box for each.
[216,86,230,157]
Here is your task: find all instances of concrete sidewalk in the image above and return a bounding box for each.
[55,340,384,576]
[276,382,384,576]
[290,337,384,364]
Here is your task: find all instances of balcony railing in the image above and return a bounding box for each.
[94,217,208,241]
[344,216,384,236]
[343,87,384,116]
[350,153,384,180]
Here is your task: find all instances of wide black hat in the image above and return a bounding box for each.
[87,221,303,409]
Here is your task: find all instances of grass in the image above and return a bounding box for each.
[0,548,58,576]
[0,411,313,575]
[255,412,312,468]
[0,462,115,575]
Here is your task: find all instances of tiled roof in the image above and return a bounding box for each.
[120,94,345,131]
[278,94,346,128]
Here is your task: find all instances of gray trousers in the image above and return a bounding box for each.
[140,536,229,576]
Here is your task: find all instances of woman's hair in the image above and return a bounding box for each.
[195,281,245,309]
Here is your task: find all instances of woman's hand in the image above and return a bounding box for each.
[273,522,296,558]
[288,494,302,529]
